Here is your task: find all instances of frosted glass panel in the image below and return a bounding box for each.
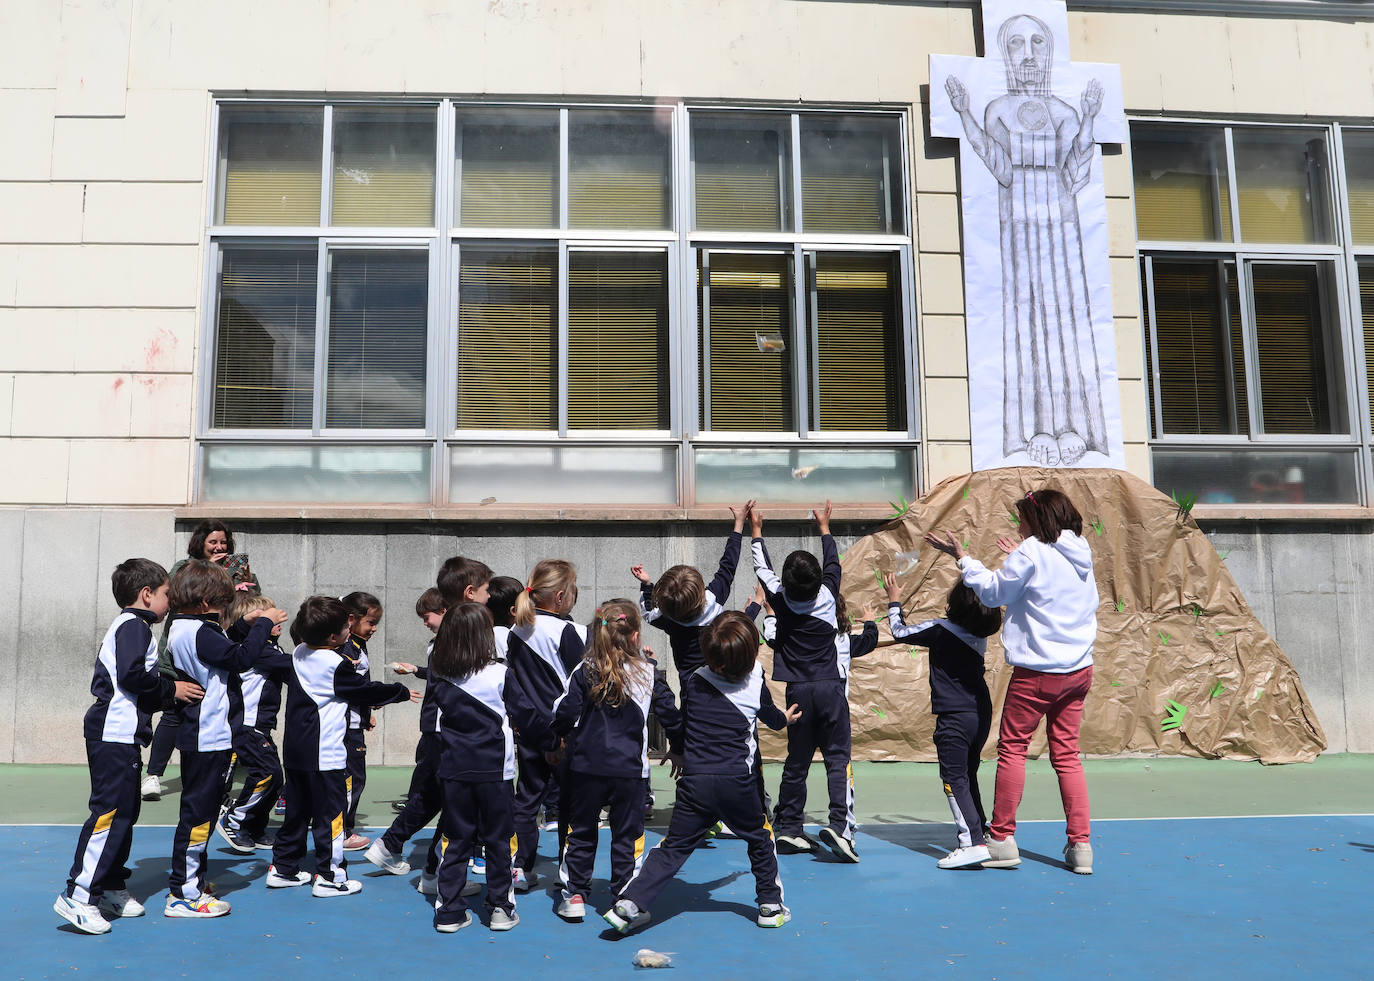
[1152,447,1358,505]
[694,447,912,505]
[450,445,677,505]
[202,443,430,503]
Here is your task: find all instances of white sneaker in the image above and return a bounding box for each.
[775,833,814,854]
[512,867,538,893]
[489,908,519,931]
[435,912,472,934]
[757,903,791,928]
[1064,841,1094,874]
[54,894,111,935]
[416,872,438,896]
[556,892,586,921]
[164,894,231,918]
[140,775,162,801]
[311,877,362,898]
[818,827,860,863]
[364,840,410,875]
[602,898,650,934]
[264,866,312,888]
[97,889,146,917]
[938,844,991,869]
[983,835,1021,869]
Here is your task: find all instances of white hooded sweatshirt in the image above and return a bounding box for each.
[957,531,1097,674]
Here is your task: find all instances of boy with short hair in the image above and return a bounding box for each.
[165,560,284,918]
[55,559,205,934]
[436,555,494,607]
[751,500,860,863]
[270,596,418,898]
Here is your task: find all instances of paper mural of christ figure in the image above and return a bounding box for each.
[932,0,1127,470]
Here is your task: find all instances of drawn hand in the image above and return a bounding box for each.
[1082,78,1103,118]
[946,75,969,112]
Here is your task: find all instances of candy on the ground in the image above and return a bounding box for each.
[633,949,673,969]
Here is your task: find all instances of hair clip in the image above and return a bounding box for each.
[1025,490,1035,501]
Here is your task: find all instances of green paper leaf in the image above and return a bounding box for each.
[1209,680,1226,699]
[874,569,885,589]
[1111,681,1124,687]
[1253,688,1264,701]
[1161,700,1187,732]
[1158,630,1171,646]
[1217,549,1232,562]
[962,485,970,499]
[872,707,886,719]
[1008,510,1020,526]
[1115,600,1127,614]
[1091,518,1105,537]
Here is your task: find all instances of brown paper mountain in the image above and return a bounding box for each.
[759,467,1326,764]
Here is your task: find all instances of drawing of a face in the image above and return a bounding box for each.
[998,14,1053,93]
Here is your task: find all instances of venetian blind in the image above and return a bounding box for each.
[812,253,904,431]
[221,112,323,225]
[1233,134,1330,244]
[331,110,436,227]
[1343,133,1374,246]
[699,253,793,431]
[800,123,897,235]
[459,117,559,228]
[213,248,317,429]
[1252,264,1333,434]
[456,248,557,429]
[694,126,785,232]
[1362,265,1374,434]
[1130,133,1233,242]
[567,251,670,429]
[325,251,428,429]
[569,119,671,230]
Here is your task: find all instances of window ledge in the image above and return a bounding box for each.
[175,503,901,524]
[1193,504,1374,522]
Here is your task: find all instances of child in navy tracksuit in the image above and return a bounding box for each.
[751,500,860,863]
[550,598,683,923]
[217,591,292,854]
[428,603,526,934]
[55,559,205,935]
[604,611,799,934]
[267,596,415,897]
[505,559,584,890]
[887,573,1003,869]
[338,591,383,851]
[165,560,282,918]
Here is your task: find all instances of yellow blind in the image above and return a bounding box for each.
[569,120,670,230]
[694,126,785,232]
[1362,265,1374,434]
[567,251,670,429]
[1343,132,1374,246]
[325,251,428,429]
[813,253,904,430]
[213,248,317,429]
[1149,260,1247,436]
[699,253,793,431]
[1252,264,1333,434]
[1234,133,1329,244]
[331,110,436,226]
[459,119,558,228]
[221,112,323,225]
[457,249,557,429]
[800,123,897,235]
[1129,128,1232,242]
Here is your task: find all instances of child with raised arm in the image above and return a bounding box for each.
[751,501,858,862]
[267,596,418,898]
[604,612,800,934]
[55,559,204,935]
[550,598,683,923]
[337,591,383,851]
[887,574,1003,868]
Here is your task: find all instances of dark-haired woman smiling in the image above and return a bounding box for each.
[924,488,1098,875]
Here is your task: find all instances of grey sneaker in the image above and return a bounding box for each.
[982,835,1021,868]
[434,912,472,934]
[1064,841,1093,874]
[489,908,519,931]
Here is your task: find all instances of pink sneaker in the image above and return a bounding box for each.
[342,833,371,851]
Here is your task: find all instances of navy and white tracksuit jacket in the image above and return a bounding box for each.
[84,608,176,747]
[639,530,741,687]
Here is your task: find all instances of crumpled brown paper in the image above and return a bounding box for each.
[758,467,1326,764]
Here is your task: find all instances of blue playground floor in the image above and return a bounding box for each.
[10,814,1372,980]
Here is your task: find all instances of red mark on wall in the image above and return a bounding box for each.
[145,328,178,369]
[112,377,125,393]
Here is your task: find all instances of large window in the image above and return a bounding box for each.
[203,101,916,506]
[1134,121,1364,506]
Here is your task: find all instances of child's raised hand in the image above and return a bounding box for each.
[641,644,656,661]
[784,703,803,725]
[860,602,878,622]
[750,582,766,606]
[812,499,833,534]
[392,661,417,675]
[660,752,685,780]
[630,563,653,585]
[996,536,1020,555]
[749,506,764,538]
[885,571,902,602]
[406,689,422,704]
[729,499,757,533]
[173,681,204,704]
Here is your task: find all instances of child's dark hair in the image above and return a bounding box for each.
[436,555,494,606]
[946,582,1003,639]
[652,565,706,622]
[186,519,234,560]
[415,586,446,617]
[168,559,235,613]
[835,591,849,629]
[293,596,351,648]
[340,591,382,620]
[781,549,822,602]
[430,603,497,679]
[111,558,169,608]
[702,610,761,683]
[1015,488,1083,544]
[486,576,522,628]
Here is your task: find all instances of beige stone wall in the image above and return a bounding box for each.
[2,0,1368,505]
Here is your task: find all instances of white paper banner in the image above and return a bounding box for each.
[931,0,1126,470]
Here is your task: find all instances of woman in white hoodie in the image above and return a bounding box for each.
[925,488,1097,875]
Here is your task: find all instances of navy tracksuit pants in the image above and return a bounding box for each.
[168,748,233,900]
[380,733,444,875]
[933,709,991,848]
[66,740,143,904]
[620,772,782,911]
[434,778,515,926]
[224,727,283,841]
[146,708,179,777]
[513,744,567,876]
[773,679,854,839]
[558,772,646,899]
[343,728,366,834]
[272,768,349,883]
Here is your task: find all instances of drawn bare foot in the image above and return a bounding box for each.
[1057,431,1086,465]
[1027,433,1061,466]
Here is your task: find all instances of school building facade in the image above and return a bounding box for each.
[2,0,1372,763]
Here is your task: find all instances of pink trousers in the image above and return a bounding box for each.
[990,665,1093,844]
